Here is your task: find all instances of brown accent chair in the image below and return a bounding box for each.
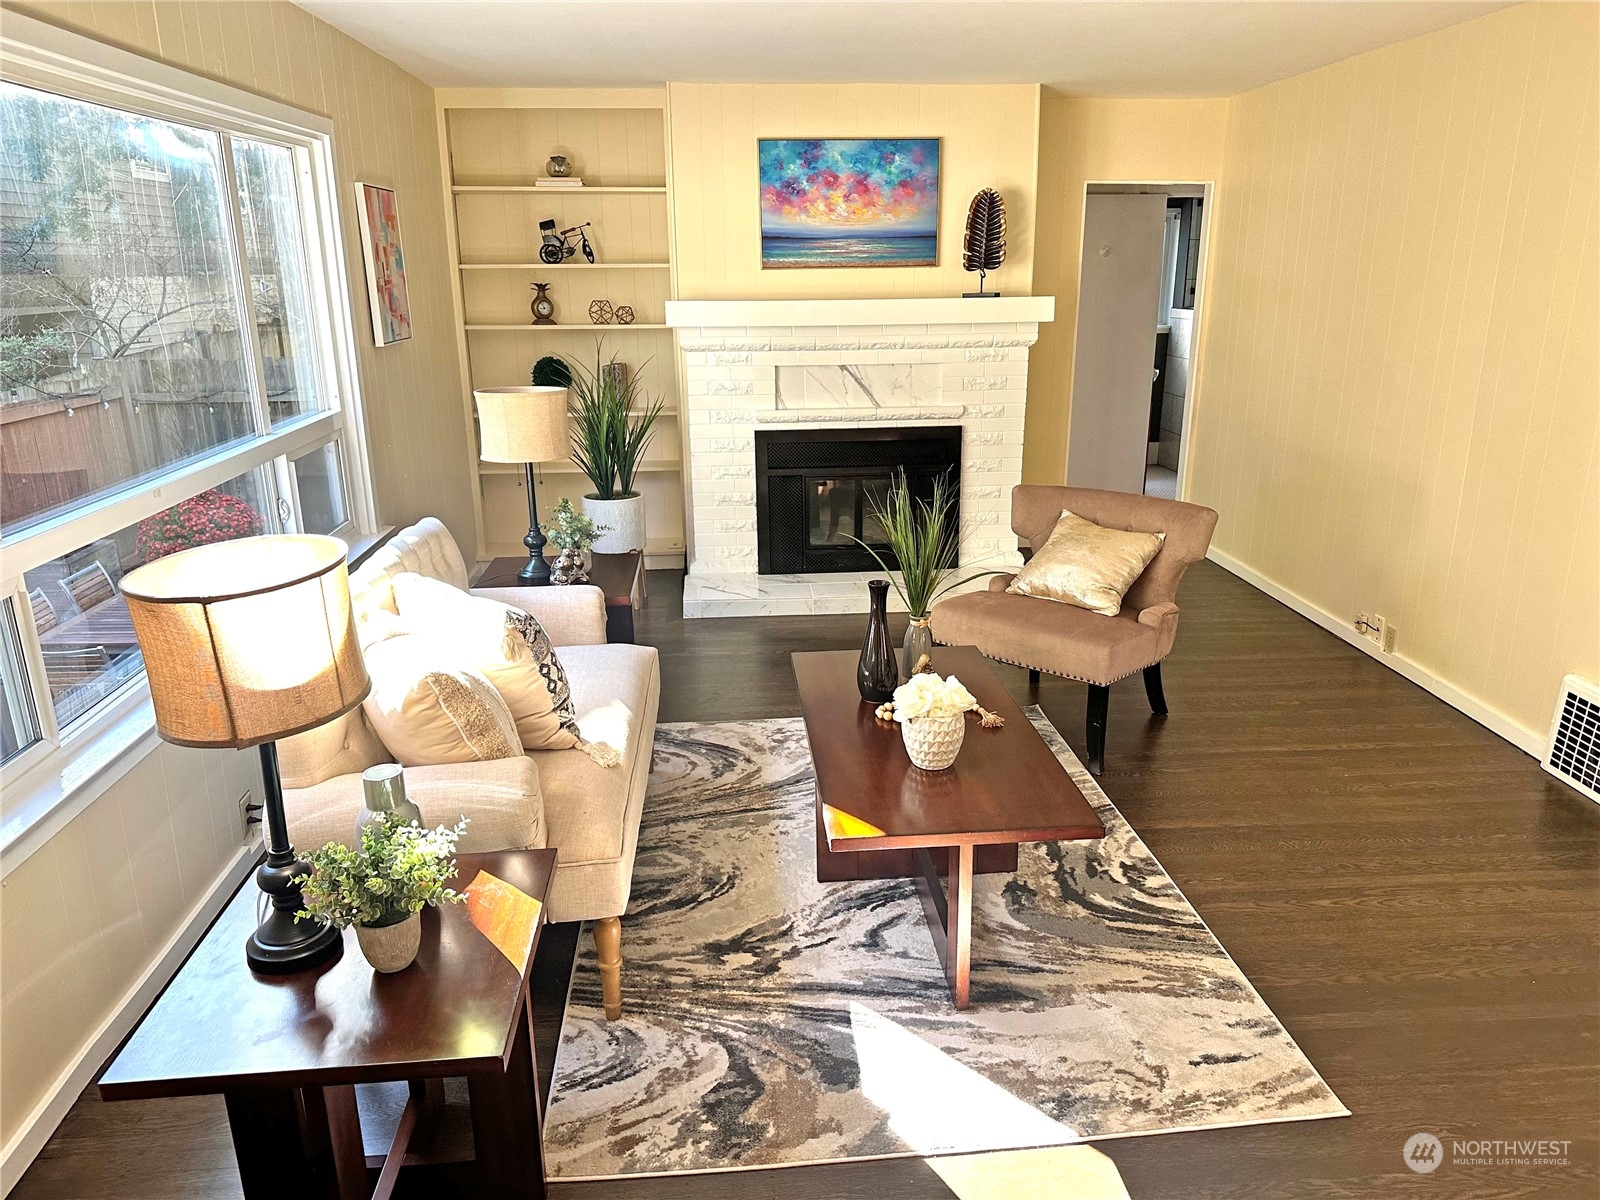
[930,485,1217,775]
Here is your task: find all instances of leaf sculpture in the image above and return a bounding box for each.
[962,188,1007,296]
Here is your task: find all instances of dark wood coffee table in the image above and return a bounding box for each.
[476,551,643,644]
[792,646,1104,1008]
[99,849,557,1199]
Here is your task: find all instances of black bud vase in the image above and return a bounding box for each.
[857,579,899,704]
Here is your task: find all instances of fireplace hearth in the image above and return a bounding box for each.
[755,427,961,575]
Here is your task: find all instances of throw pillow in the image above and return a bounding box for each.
[361,634,522,766]
[389,573,574,753]
[1006,509,1164,616]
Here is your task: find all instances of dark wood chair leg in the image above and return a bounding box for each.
[1085,684,1109,776]
[1143,663,1168,715]
[1028,668,1040,689]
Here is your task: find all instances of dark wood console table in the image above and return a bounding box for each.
[99,849,557,1199]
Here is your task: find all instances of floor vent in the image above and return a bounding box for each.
[1544,674,1600,804]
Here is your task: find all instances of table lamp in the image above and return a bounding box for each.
[120,534,369,974]
[475,385,571,585]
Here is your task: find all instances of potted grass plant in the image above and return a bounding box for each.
[854,471,994,679]
[296,815,468,973]
[565,345,665,555]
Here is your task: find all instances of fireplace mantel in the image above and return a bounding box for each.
[673,295,1054,617]
[666,296,1056,329]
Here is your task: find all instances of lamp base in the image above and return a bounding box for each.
[246,905,343,974]
[520,467,552,585]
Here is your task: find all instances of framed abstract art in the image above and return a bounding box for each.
[354,182,412,345]
[757,138,940,268]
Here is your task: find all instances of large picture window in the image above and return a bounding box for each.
[0,27,372,785]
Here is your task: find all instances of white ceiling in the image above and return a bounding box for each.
[295,0,1509,96]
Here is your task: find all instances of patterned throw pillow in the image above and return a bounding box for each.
[502,608,579,739]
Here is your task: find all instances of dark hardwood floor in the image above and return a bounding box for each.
[15,562,1598,1199]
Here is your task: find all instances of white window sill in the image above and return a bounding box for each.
[0,527,393,878]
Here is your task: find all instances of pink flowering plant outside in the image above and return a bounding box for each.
[135,489,263,561]
[295,816,469,930]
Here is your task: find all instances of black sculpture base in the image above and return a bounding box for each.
[961,290,1002,298]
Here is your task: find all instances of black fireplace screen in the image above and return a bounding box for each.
[755,427,961,574]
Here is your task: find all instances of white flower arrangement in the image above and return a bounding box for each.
[891,673,979,722]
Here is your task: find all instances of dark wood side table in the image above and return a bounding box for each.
[476,551,643,644]
[792,646,1104,1008]
[99,849,557,1200]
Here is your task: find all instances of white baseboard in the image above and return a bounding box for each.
[0,845,259,1195]
[1206,548,1545,759]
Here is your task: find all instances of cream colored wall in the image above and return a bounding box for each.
[5,0,475,551]
[1190,0,1600,741]
[1026,97,1228,484]
[0,0,470,1174]
[666,83,1041,300]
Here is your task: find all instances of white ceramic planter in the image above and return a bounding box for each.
[355,911,421,973]
[901,712,966,770]
[584,493,647,554]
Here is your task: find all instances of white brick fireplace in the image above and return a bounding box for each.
[666,297,1055,617]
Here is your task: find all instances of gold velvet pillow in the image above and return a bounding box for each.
[1006,509,1164,616]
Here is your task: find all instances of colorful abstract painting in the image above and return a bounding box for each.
[354,182,412,346]
[758,138,940,268]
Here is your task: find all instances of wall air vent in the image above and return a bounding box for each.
[1543,674,1600,804]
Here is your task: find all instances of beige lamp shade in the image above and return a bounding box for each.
[120,534,370,749]
[475,385,570,463]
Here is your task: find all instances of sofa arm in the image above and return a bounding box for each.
[987,574,1017,592]
[471,584,607,646]
[283,756,546,856]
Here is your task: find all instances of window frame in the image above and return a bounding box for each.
[0,13,379,831]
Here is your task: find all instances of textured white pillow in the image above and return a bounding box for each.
[390,573,575,752]
[361,634,522,766]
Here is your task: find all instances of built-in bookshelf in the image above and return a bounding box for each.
[436,89,684,566]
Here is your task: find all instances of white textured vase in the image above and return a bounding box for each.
[355,911,421,973]
[584,494,646,554]
[901,712,966,770]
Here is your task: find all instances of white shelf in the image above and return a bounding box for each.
[452,185,667,194]
[459,262,671,271]
[465,323,670,332]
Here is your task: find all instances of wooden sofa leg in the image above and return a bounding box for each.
[1143,663,1168,716]
[1085,684,1110,777]
[595,916,622,1021]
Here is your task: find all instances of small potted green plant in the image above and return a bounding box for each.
[541,496,608,584]
[296,816,469,973]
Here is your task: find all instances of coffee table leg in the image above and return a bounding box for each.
[914,844,976,1009]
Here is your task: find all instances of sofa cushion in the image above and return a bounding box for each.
[1006,509,1164,616]
[361,634,524,766]
[276,708,388,790]
[390,573,576,753]
[349,516,470,629]
[531,643,656,867]
[931,590,1163,685]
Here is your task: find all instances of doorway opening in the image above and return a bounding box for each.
[1064,183,1211,501]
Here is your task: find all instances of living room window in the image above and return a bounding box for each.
[0,32,374,790]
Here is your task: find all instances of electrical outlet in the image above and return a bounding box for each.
[1380,622,1398,654]
[237,790,262,845]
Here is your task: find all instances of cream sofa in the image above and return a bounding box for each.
[278,518,660,1018]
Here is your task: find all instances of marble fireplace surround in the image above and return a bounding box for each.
[665,297,1055,618]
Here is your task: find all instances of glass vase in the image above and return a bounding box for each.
[902,615,935,681]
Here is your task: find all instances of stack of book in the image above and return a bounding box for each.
[534,177,584,189]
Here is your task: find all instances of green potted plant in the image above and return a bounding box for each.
[296,815,468,973]
[854,472,995,679]
[564,344,664,554]
[541,496,608,584]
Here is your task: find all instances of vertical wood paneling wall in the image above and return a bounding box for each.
[0,0,467,1172]
[666,83,1041,300]
[1190,1,1600,739]
[1026,98,1228,485]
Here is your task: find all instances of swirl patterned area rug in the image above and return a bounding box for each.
[544,712,1347,1180]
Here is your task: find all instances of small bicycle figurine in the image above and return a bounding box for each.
[538,219,595,265]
